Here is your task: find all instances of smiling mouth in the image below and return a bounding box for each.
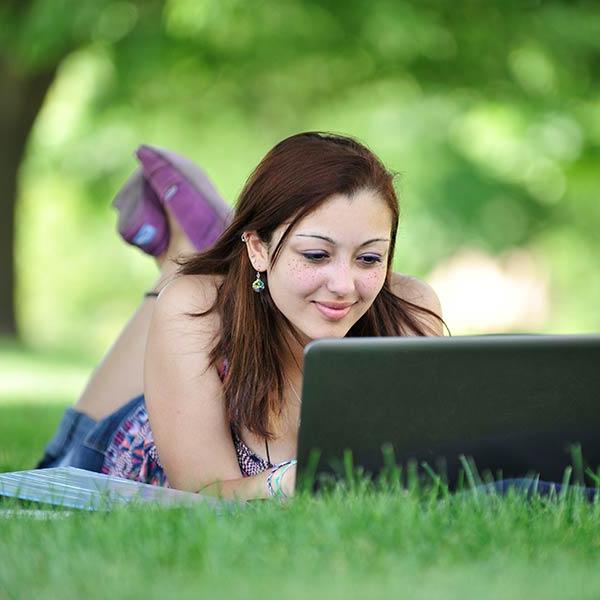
[312,301,354,321]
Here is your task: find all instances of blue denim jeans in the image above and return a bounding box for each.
[471,477,598,501]
[37,395,145,473]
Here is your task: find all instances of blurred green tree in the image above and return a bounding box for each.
[2,0,599,342]
[0,0,167,336]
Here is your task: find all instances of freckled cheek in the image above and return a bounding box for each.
[284,258,322,294]
[357,268,387,299]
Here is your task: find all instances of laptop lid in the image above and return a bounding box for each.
[296,334,600,490]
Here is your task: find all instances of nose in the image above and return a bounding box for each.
[325,261,355,297]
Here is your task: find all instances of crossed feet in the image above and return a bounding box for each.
[113,144,231,293]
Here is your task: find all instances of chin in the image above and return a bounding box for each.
[298,322,352,342]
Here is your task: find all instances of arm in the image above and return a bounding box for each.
[390,272,444,336]
[200,463,296,499]
[144,275,293,500]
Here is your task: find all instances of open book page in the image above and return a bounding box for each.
[0,467,221,511]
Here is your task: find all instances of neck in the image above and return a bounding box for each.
[285,345,305,383]
[282,326,306,378]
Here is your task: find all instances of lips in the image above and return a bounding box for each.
[312,301,354,321]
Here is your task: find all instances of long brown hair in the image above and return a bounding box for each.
[180,132,443,439]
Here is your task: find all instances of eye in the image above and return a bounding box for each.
[358,254,382,266]
[302,252,329,262]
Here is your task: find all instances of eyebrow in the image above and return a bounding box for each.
[295,234,390,248]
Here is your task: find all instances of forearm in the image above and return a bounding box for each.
[199,470,272,501]
[198,464,296,501]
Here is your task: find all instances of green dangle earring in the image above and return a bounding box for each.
[252,271,265,293]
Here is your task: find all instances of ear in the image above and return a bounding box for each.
[242,231,270,272]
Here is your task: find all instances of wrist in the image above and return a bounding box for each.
[281,462,297,497]
[266,459,297,499]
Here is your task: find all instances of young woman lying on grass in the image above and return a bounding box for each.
[37,132,444,500]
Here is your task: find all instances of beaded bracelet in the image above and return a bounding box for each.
[272,461,295,495]
[266,460,294,497]
[266,459,297,498]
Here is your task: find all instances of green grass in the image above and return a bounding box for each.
[2,339,600,599]
[0,338,91,472]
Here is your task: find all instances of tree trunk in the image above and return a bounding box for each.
[0,58,57,338]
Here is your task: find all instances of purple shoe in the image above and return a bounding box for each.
[112,168,170,256]
[136,145,232,252]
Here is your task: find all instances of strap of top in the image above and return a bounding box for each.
[216,358,229,381]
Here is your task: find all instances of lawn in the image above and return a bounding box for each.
[2,340,600,600]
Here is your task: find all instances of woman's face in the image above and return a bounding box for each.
[247,188,393,344]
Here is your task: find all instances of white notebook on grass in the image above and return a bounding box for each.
[0,467,220,511]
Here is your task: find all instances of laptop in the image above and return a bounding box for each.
[295,334,600,490]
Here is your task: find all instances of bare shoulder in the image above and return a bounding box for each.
[390,272,444,335]
[156,273,222,317]
[390,272,442,315]
[149,273,223,350]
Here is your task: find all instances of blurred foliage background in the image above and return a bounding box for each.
[1,0,599,362]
